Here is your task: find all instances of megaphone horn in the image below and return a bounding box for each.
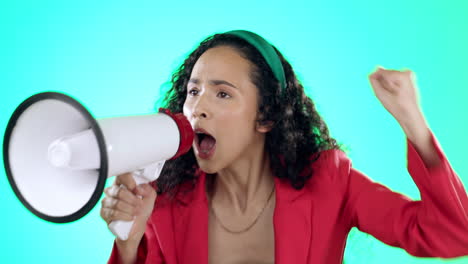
[3,92,194,240]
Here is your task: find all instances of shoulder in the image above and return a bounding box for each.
[152,171,203,210]
[302,148,353,190]
[311,148,352,175]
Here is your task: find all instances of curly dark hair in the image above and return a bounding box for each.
[155,32,344,196]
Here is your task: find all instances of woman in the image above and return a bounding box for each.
[101,30,468,263]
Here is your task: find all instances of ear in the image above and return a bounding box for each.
[256,121,274,133]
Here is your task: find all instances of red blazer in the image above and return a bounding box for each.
[109,132,468,263]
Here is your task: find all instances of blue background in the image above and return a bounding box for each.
[1,1,467,263]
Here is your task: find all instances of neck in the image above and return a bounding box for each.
[210,142,275,214]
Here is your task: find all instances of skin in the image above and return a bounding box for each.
[183,46,276,263]
[100,47,440,264]
[183,46,275,213]
[369,67,440,167]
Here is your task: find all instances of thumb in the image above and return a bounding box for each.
[135,184,156,199]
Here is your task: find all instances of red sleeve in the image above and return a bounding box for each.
[107,220,165,264]
[344,131,468,258]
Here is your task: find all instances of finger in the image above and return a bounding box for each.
[404,70,416,81]
[100,207,111,224]
[104,185,121,198]
[100,207,133,223]
[116,173,137,191]
[378,68,408,81]
[135,184,157,200]
[113,173,128,187]
[104,185,139,206]
[373,72,397,93]
[101,196,118,208]
[101,197,137,216]
[102,198,138,216]
[100,208,134,223]
[369,74,385,93]
[380,76,398,93]
[117,186,140,205]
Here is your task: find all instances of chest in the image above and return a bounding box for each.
[207,198,276,264]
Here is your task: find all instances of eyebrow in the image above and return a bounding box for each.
[188,78,238,89]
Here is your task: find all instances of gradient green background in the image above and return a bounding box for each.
[1,0,467,263]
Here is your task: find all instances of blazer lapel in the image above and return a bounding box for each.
[152,172,209,264]
[173,172,209,264]
[151,200,178,263]
[274,176,313,264]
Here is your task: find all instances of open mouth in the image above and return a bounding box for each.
[195,129,216,158]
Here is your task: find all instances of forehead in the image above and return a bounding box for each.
[190,46,252,80]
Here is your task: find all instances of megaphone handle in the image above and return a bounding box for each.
[108,173,149,241]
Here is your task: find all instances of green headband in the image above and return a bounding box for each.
[224,30,287,92]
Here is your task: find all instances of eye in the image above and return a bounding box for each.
[188,88,199,96]
[217,91,231,99]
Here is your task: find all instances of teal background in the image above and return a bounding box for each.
[1,0,467,263]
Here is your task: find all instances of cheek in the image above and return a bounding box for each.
[217,110,257,140]
[227,106,258,129]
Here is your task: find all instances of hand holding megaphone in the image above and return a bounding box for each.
[103,164,160,241]
[101,172,157,243]
[3,92,194,241]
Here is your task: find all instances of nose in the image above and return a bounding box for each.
[192,94,210,120]
[194,111,207,119]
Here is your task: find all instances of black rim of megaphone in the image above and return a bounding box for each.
[3,91,108,223]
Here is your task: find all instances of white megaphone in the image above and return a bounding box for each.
[3,92,194,240]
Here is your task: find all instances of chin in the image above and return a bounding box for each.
[198,166,218,174]
[195,158,219,174]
